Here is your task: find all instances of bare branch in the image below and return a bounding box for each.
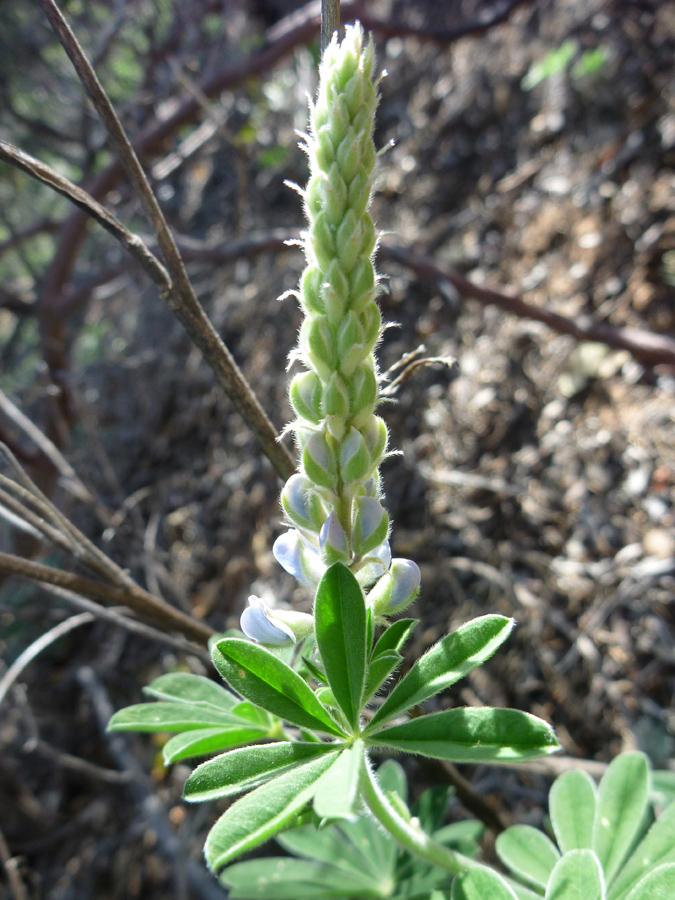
[0,551,214,645]
[37,0,295,481]
[321,0,340,52]
[0,139,170,290]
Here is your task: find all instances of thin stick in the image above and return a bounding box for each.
[37,0,294,481]
[0,825,28,900]
[321,0,340,52]
[0,612,95,709]
[0,551,214,645]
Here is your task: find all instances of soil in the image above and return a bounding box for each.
[1,0,674,897]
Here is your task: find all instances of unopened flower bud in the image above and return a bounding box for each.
[302,431,338,489]
[273,529,325,588]
[281,474,325,532]
[353,496,389,556]
[290,371,323,424]
[369,558,421,616]
[322,372,350,419]
[340,426,370,484]
[319,512,351,566]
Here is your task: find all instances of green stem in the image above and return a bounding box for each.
[360,755,481,875]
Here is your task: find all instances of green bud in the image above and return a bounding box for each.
[359,300,381,351]
[348,365,378,425]
[323,164,348,226]
[337,310,360,360]
[302,431,337,489]
[300,315,336,380]
[348,258,376,312]
[314,125,335,170]
[340,426,370,484]
[322,372,350,419]
[328,95,351,146]
[347,167,371,220]
[363,415,388,467]
[290,371,323,424]
[310,211,336,270]
[281,474,327,532]
[335,209,362,273]
[305,174,323,219]
[337,128,361,184]
[320,260,349,324]
[300,265,324,315]
[343,74,364,120]
[325,414,346,442]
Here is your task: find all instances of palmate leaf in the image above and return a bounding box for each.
[370,707,559,763]
[212,638,345,737]
[496,825,561,891]
[366,615,514,732]
[606,796,675,900]
[205,750,339,871]
[544,850,605,900]
[592,752,650,887]
[549,769,597,853]
[314,563,367,730]
[183,741,341,803]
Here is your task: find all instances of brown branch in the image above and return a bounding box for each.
[0,139,170,290]
[321,0,340,52]
[379,244,675,371]
[38,0,295,481]
[0,551,214,645]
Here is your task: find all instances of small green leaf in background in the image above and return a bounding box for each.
[162,726,269,764]
[184,741,339,802]
[521,39,579,90]
[367,615,514,731]
[550,769,597,853]
[205,750,339,871]
[451,868,518,900]
[592,752,650,885]
[313,741,363,821]
[314,563,367,730]
[624,863,675,900]
[143,671,239,710]
[221,856,384,899]
[372,618,417,658]
[496,824,561,891]
[545,849,605,900]
[213,638,345,736]
[607,797,675,900]
[370,706,559,763]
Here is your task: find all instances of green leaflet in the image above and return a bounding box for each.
[372,618,417,659]
[549,769,597,853]
[370,707,559,763]
[606,797,675,900]
[313,741,363,821]
[142,672,238,710]
[205,750,340,870]
[363,650,402,702]
[544,850,605,900]
[107,701,241,732]
[624,864,675,900]
[221,857,386,900]
[184,741,340,803]
[314,563,367,730]
[212,638,345,737]
[451,868,518,900]
[162,726,269,764]
[496,825,561,891]
[592,752,650,886]
[366,615,514,731]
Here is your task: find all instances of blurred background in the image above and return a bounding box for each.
[0,0,674,897]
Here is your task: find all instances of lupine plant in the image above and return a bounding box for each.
[106,23,675,892]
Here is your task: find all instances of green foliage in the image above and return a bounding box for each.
[220,761,484,900]
[521,40,609,91]
[475,752,675,900]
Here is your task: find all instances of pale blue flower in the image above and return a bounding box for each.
[240,596,296,645]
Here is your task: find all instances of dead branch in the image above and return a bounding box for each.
[0,551,213,645]
[38,0,295,482]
